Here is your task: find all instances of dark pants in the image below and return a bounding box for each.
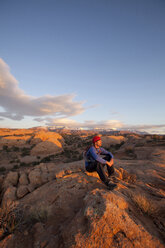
[86,154,114,186]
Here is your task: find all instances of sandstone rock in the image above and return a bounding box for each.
[134,147,153,160]
[41,173,49,184]
[3,171,19,189]
[101,135,126,148]
[31,141,63,156]
[39,163,49,173]
[72,189,164,248]
[47,173,56,182]
[19,172,29,185]
[2,186,17,207]
[0,128,33,136]
[46,163,56,173]
[28,169,43,188]
[20,155,38,164]
[31,131,64,145]
[0,137,29,148]
[27,184,36,193]
[17,185,29,198]
[0,129,164,248]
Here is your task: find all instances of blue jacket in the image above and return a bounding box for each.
[85,146,113,168]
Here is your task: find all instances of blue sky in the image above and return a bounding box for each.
[0,0,165,133]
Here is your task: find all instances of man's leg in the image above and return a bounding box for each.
[103,154,115,176]
[96,162,109,186]
[86,160,116,189]
[85,162,97,172]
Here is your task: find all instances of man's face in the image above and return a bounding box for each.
[96,139,102,147]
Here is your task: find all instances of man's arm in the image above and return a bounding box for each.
[106,158,114,167]
[100,147,113,159]
[89,147,107,164]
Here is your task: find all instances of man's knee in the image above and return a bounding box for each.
[104,154,112,162]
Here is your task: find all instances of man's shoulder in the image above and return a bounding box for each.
[89,146,95,151]
[100,147,109,153]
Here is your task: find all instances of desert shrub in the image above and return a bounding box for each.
[10,160,15,164]
[40,156,52,163]
[78,153,83,160]
[83,140,91,146]
[28,206,48,224]
[134,143,144,147]
[146,139,153,143]
[2,145,8,151]
[77,142,82,148]
[122,171,136,183]
[132,194,156,216]
[21,147,30,157]
[62,134,82,145]
[0,167,6,173]
[125,147,134,155]
[2,145,11,152]
[0,204,24,239]
[109,141,125,152]
[12,146,20,152]
[125,147,137,158]
[118,168,136,183]
[63,148,72,158]
[20,162,27,167]
[13,165,20,170]
[31,161,39,166]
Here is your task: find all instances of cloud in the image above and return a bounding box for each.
[36,117,165,134]
[122,124,165,134]
[0,58,85,120]
[111,111,119,115]
[39,117,124,130]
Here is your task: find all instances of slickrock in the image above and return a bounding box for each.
[28,168,43,188]
[19,172,29,185]
[70,189,164,248]
[19,155,39,164]
[3,171,19,189]
[2,186,17,207]
[17,185,29,198]
[31,140,63,156]
[101,135,126,148]
[0,129,164,248]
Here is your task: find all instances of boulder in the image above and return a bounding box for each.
[19,172,29,185]
[19,155,39,164]
[17,185,29,198]
[28,169,43,188]
[2,186,17,207]
[31,131,64,145]
[70,189,164,248]
[31,140,63,156]
[0,136,30,148]
[3,171,18,189]
[101,135,126,149]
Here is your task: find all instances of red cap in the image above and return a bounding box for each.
[92,136,101,144]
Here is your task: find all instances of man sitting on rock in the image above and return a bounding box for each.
[84,136,117,190]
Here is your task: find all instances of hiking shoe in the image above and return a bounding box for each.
[109,176,119,183]
[107,182,117,190]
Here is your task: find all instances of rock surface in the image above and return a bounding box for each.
[101,135,126,148]
[31,140,63,156]
[0,129,165,248]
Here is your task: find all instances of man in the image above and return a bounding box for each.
[84,135,117,190]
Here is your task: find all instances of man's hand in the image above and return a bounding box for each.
[106,158,114,167]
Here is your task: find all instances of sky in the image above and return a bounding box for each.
[0,0,165,134]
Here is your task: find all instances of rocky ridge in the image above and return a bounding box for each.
[0,129,164,248]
